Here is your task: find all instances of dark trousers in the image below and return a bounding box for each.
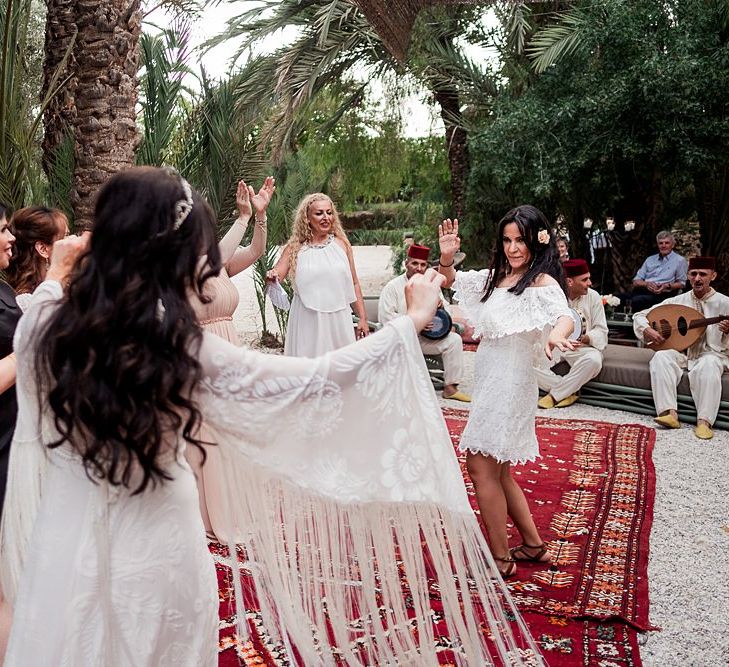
[627,286,680,312]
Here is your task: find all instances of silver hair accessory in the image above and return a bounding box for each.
[173,177,193,230]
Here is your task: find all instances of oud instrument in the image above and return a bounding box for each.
[646,303,729,352]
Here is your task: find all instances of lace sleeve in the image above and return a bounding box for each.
[194,315,539,666]
[452,269,490,331]
[531,283,572,329]
[0,280,61,602]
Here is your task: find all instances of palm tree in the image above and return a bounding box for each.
[41,0,142,228]
[207,0,496,216]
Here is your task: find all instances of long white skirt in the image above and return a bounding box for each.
[4,448,218,667]
[284,295,355,357]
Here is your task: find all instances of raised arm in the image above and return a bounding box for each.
[227,176,276,277]
[437,218,460,288]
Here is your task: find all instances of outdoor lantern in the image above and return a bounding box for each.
[583,218,593,229]
[606,218,615,231]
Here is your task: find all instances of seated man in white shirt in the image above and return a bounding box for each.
[379,244,470,402]
[537,259,608,408]
[632,256,729,440]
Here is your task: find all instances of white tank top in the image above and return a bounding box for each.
[295,236,356,313]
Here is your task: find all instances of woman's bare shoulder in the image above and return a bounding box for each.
[531,273,560,288]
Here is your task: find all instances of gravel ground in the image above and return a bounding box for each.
[229,246,729,667]
[443,356,729,667]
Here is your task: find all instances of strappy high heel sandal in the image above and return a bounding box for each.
[493,556,517,579]
[510,542,550,563]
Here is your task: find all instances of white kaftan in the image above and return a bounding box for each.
[453,271,571,463]
[2,280,541,666]
[633,289,729,423]
[284,236,356,357]
[535,287,608,402]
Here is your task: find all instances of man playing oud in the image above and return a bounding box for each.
[633,256,729,440]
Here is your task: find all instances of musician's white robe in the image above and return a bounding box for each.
[379,273,465,386]
[535,288,608,401]
[633,289,729,423]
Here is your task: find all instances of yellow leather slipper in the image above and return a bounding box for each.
[694,423,713,440]
[555,393,579,408]
[654,414,680,429]
[445,391,471,403]
[537,394,556,409]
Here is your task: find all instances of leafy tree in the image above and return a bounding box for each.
[467,0,729,289]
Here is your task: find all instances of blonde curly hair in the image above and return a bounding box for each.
[287,193,348,279]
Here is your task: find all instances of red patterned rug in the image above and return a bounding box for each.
[215,411,656,666]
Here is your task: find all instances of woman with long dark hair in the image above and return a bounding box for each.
[1,168,541,665]
[5,206,69,311]
[438,206,575,579]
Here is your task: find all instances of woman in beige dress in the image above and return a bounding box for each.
[188,177,275,539]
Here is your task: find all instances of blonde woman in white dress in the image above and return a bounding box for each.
[438,206,576,579]
[267,193,369,356]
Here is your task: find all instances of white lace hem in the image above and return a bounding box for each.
[457,445,541,466]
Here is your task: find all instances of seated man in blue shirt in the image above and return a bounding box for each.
[629,231,687,311]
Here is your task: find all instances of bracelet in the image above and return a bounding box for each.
[439,258,455,267]
[255,216,267,226]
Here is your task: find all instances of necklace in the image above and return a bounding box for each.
[308,234,333,249]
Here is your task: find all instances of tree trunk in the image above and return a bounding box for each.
[43,0,142,229]
[433,86,468,218]
[696,165,729,293]
[41,0,77,174]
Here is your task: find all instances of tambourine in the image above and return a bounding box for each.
[421,307,453,341]
[567,307,585,341]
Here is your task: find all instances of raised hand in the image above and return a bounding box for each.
[251,176,276,217]
[235,180,253,220]
[47,232,91,284]
[405,268,447,332]
[438,218,460,261]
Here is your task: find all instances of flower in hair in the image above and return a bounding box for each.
[537,229,550,245]
[162,166,194,230]
[173,178,193,230]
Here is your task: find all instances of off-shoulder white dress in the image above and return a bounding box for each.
[1,279,540,667]
[453,270,571,464]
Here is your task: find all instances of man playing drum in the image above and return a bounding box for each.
[537,259,608,408]
[633,256,729,439]
[379,244,471,402]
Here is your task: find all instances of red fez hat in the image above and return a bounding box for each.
[688,256,716,271]
[563,258,590,278]
[407,244,430,261]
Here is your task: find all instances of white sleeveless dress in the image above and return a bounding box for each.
[453,270,571,464]
[284,236,356,357]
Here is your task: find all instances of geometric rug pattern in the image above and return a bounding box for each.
[216,411,657,666]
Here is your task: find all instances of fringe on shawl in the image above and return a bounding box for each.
[213,449,543,666]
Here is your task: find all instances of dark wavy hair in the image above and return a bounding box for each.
[482,204,565,302]
[36,167,222,493]
[6,206,68,294]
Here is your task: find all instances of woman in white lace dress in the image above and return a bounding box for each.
[438,207,575,579]
[266,193,369,356]
[1,169,541,666]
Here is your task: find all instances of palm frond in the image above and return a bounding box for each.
[526,7,591,74]
[503,1,532,55]
[137,20,195,166]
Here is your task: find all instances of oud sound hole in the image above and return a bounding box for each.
[678,316,688,335]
